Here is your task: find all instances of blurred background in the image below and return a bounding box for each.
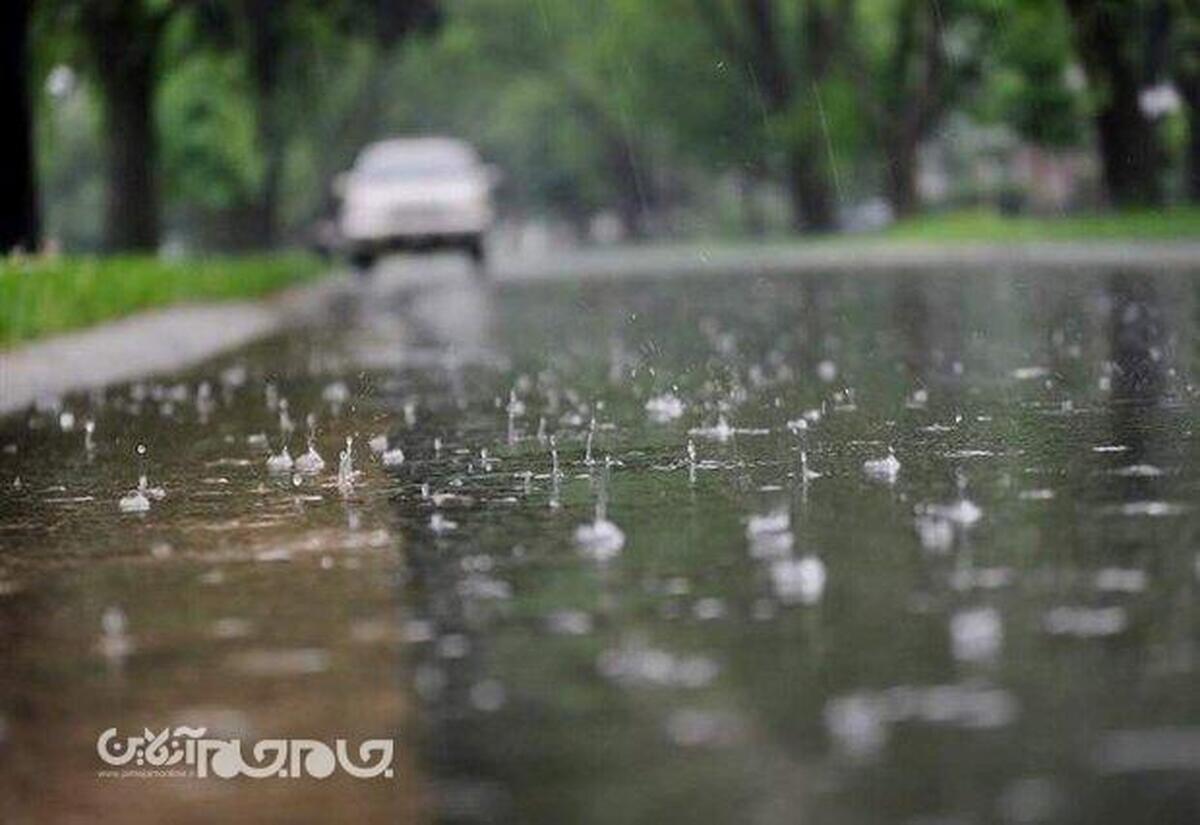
[3,0,1200,256]
[6,5,1200,822]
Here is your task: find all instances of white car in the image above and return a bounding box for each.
[336,137,495,270]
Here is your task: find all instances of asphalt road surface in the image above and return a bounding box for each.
[3,250,1200,823]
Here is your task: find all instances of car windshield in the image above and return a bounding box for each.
[356,148,474,180]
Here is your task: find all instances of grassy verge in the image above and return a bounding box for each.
[882,206,1200,242]
[0,253,326,347]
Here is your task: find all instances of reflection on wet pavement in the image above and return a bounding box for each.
[2,256,1199,823]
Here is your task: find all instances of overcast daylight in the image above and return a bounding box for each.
[2,1,1200,823]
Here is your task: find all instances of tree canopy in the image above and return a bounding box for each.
[7,0,1199,253]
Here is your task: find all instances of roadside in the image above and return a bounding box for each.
[7,208,1200,346]
[492,238,1200,284]
[882,206,1200,242]
[0,253,325,347]
[4,207,1200,415]
[0,270,349,415]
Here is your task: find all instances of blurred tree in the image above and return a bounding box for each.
[1171,0,1200,199]
[619,0,786,234]
[858,0,993,217]
[0,0,39,253]
[1063,0,1165,206]
[33,0,192,251]
[976,0,1083,149]
[395,0,676,239]
[216,0,439,246]
[67,0,187,250]
[26,0,1197,253]
[689,0,853,231]
[156,46,263,244]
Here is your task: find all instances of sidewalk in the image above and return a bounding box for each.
[0,273,346,415]
[4,239,1199,416]
[491,239,1200,282]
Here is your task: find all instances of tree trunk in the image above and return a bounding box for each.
[600,124,650,240]
[1180,71,1200,201]
[250,126,283,247]
[1189,104,1200,201]
[1065,0,1164,207]
[878,0,941,220]
[85,3,164,253]
[788,148,836,232]
[98,59,160,251]
[245,0,284,248]
[738,175,765,237]
[1174,0,1200,202]
[0,0,39,253]
[1094,94,1163,207]
[886,136,920,219]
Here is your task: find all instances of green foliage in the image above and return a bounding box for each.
[975,0,1085,147]
[884,206,1200,241]
[0,253,324,345]
[26,0,1200,249]
[159,53,262,210]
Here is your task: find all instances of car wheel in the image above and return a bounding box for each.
[465,237,486,274]
[351,251,375,275]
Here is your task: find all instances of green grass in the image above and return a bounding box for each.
[0,253,326,347]
[5,208,1197,347]
[883,206,1200,242]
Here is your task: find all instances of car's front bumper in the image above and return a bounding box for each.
[339,203,492,243]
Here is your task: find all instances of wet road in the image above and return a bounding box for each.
[2,254,1200,823]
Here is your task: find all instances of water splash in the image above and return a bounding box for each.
[575,460,624,561]
[573,518,628,556]
[585,416,596,467]
[119,446,165,512]
[799,450,822,481]
[266,446,294,474]
[118,482,151,513]
[322,381,350,410]
[914,514,955,552]
[278,398,295,436]
[430,512,458,534]
[598,640,717,689]
[294,415,325,475]
[746,511,794,558]
[337,436,356,492]
[645,392,685,423]
[97,605,133,662]
[382,444,406,467]
[1043,606,1128,637]
[507,388,524,445]
[863,447,901,483]
[770,556,826,605]
[689,415,735,443]
[950,607,1003,663]
[926,474,983,527]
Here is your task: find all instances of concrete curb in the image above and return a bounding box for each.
[3,240,1198,416]
[0,272,347,416]
[493,240,1200,282]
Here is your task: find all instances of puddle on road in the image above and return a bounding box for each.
[2,263,1200,823]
